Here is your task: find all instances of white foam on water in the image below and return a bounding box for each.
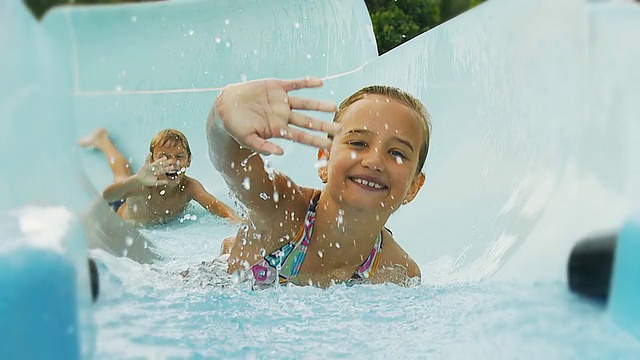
[0,206,74,254]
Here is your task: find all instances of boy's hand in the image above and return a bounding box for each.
[215,78,341,155]
[136,155,172,187]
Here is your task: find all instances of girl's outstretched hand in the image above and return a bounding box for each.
[215,78,340,155]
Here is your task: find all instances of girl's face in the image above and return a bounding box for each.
[322,95,425,213]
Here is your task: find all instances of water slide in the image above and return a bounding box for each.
[2,0,639,357]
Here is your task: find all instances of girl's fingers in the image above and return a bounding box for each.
[281,78,324,92]
[288,112,342,137]
[288,96,336,113]
[281,126,333,150]
[244,133,284,156]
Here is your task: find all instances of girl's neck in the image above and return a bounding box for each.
[311,191,388,263]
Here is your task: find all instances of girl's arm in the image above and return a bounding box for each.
[372,235,421,286]
[206,78,339,221]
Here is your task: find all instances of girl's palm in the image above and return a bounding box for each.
[216,78,340,155]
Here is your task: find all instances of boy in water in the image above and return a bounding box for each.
[79,128,241,226]
[208,78,429,287]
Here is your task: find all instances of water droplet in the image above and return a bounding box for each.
[259,192,269,200]
[230,162,235,169]
[380,202,385,208]
[242,177,251,190]
[351,151,356,159]
[225,41,231,48]
[273,191,280,203]
[337,209,344,226]
[147,194,152,200]
[384,123,389,130]
[395,156,404,165]
[317,250,324,258]
[143,241,148,249]
[225,19,230,25]
[188,30,194,35]
[335,242,340,249]
[160,189,166,196]
[125,237,133,247]
[165,209,170,214]
[314,159,327,168]
[305,54,312,59]
[259,248,266,256]
[286,180,292,188]
[191,215,197,221]
[294,22,300,28]
[215,37,221,43]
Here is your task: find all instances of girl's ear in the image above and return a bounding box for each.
[404,172,425,204]
[317,149,329,183]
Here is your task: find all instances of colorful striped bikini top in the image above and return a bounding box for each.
[249,194,384,289]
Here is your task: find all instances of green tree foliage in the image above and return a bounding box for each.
[24,0,155,19]
[365,0,486,54]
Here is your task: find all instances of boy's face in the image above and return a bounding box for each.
[151,140,191,185]
[322,95,425,213]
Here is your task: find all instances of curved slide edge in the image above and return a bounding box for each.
[609,215,640,338]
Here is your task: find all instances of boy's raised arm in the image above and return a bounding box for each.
[102,157,172,203]
[206,78,339,219]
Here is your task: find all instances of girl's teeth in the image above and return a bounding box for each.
[355,178,382,189]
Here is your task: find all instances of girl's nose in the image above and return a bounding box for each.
[361,148,385,172]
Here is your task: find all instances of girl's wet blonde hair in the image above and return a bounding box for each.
[149,129,192,158]
[332,86,431,174]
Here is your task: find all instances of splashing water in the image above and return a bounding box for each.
[314,158,327,168]
[337,209,344,226]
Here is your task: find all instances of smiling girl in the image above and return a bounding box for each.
[207,78,431,287]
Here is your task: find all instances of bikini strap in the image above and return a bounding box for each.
[249,193,320,288]
[353,231,384,280]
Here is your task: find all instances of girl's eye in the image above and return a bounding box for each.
[390,150,407,160]
[347,140,367,147]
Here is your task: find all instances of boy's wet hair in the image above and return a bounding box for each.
[332,86,431,174]
[149,129,192,158]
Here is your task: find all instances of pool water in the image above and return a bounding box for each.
[91,207,640,359]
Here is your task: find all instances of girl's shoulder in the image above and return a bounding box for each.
[379,229,421,279]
